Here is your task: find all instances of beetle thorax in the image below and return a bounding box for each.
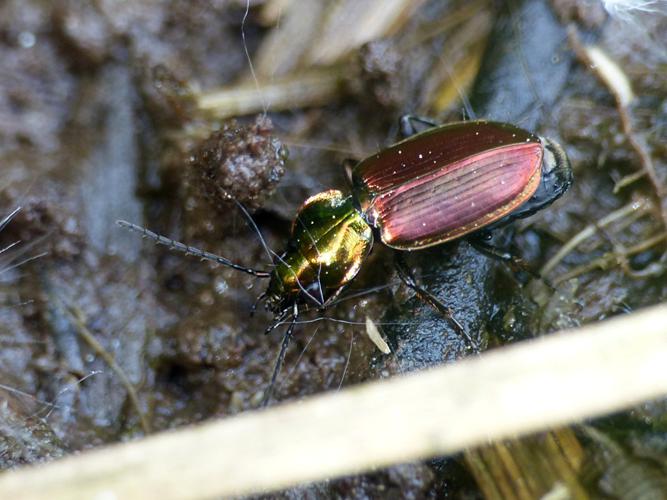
[265,190,374,310]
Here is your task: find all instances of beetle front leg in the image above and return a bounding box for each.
[394,253,478,351]
[264,306,293,335]
[262,302,299,407]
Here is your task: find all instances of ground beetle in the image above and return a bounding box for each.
[119,116,572,405]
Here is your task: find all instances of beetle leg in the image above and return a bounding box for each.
[467,236,554,289]
[399,115,439,137]
[394,254,478,351]
[264,306,292,335]
[250,292,267,317]
[262,302,299,407]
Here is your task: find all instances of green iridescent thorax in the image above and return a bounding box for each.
[266,190,373,310]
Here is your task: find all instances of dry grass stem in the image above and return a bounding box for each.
[541,198,650,276]
[1,304,667,499]
[197,67,344,119]
[568,27,667,232]
[554,231,667,283]
[305,0,425,65]
[66,304,151,434]
[365,316,391,354]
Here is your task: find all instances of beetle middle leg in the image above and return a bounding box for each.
[394,253,478,351]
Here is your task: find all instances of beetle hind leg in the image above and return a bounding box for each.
[467,235,555,290]
[394,254,479,351]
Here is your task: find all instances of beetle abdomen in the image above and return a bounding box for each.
[351,121,544,250]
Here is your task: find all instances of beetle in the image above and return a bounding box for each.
[118,116,572,404]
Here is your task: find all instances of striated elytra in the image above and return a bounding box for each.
[119,117,572,404]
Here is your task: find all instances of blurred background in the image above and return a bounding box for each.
[1,0,666,497]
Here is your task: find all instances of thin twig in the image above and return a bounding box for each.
[196,67,345,119]
[540,199,650,276]
[554,232,667,284]
[2,304,667,499]
[65,303,151,434]
[568,26,667,233]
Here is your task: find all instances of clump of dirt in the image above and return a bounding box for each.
[190,116,287,212]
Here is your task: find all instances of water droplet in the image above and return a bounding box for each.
[18,32,35,48]
[215,279,229,294]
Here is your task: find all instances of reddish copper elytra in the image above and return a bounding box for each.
[352,121,547,249]
[119,117,572,404]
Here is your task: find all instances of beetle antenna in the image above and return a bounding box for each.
[116,220,271,278]
[0,206,21,233]
[241,0,267,118]
[337,330,354,390]
[224,191,327,308]
[434,51,477,121]
[262,303,299,407]
[230,198,279,266]
[461,93,477,121]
